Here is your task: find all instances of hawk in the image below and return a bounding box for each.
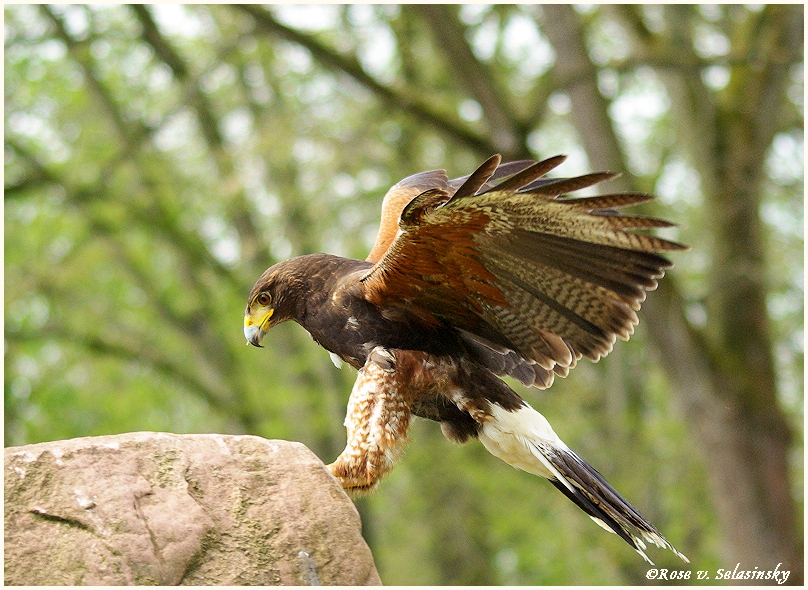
[244,154,689,564]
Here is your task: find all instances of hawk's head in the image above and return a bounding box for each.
[243,261,300,347]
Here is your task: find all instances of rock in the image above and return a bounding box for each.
[4,432,382,585]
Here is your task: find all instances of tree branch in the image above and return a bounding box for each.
[40,5,150,151]
[414,5,522,156]
[129,4,224,149]
[233,4,495,155]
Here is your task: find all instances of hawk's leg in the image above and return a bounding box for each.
[327,347,411,497]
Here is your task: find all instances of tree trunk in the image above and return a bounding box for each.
[539,4,803,583]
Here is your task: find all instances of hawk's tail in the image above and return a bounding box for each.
[477,402,688,565]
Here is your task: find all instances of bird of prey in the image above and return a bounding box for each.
[244,154,688,564]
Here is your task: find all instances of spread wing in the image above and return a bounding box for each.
[359,154,687,388]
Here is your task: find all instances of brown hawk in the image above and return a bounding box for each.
[244,154,688,564]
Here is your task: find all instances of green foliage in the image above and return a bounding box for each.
[5,4,802,584]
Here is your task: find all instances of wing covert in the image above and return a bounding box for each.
[366,168,451,263]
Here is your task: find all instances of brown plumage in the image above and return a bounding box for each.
[244,154,688,564]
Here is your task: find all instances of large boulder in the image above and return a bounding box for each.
[4,432,381,585]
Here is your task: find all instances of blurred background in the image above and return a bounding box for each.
[4,4,803,585]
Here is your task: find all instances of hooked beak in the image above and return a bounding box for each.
[244,309,274,347]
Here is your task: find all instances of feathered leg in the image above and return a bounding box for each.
[327,347,411,496]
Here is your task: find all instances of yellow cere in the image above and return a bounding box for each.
[244,308,273,328]
[260,309,274,331]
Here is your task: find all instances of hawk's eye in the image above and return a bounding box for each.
[256,293,272,307]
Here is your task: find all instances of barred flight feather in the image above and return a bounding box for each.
[469,199,685,254]
[445,154,501,201]
[512,171,619,197]
[488,271,623,363]
[460,330,559,388]
[474,155,570,195]
[490,231,669,304]
[561,193,654,210]
[447,159,536,195]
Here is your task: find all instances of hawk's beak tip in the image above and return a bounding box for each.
[244,322,267,348]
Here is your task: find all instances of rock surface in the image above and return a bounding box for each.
[4,432,382,585]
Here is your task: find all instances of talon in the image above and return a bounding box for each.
[327,462,379,497]
[343,483,378,498]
